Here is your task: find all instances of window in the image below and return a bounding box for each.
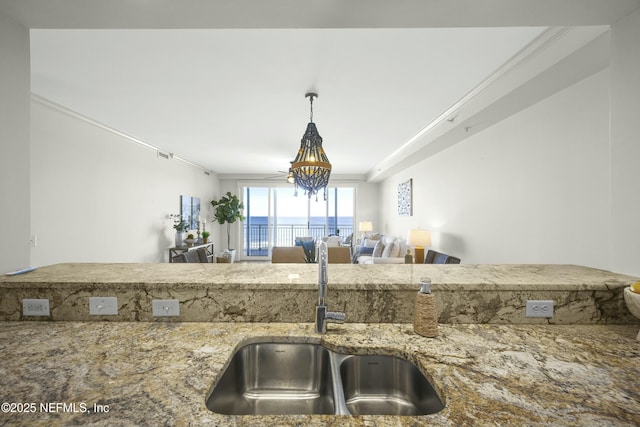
[241,186,355,258]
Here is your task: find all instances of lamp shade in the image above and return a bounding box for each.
[407,229,431,247]
[359,221,373,233]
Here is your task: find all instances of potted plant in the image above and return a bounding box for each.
[184,233,196,247]
[302,244,317,263]
[202,231,210,244]
[211,192,245,262]
[170,214,190,247]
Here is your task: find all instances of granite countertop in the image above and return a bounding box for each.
[3,263,637,291]
[3,263,638,324]
[1,322,639,426]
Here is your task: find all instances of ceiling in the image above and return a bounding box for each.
[4,0,640,179]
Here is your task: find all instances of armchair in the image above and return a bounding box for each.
[327,246,351,263]
[272,246,306,263]
[425,250,461,264]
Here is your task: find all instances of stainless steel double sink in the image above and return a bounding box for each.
[206,342,444,416]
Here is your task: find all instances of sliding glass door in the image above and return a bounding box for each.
[274,187,309,246]
[327,187,354,239]
[241,185,354,259]
[242,187,271,256]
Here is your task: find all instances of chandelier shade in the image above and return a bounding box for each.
[290,93,332,199]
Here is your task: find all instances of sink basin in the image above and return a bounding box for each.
[206,341,444,416]
[339,354,444,415]
[206,343,335,415]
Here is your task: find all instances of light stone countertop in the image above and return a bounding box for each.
[2,263,639,324]
[0,321,639,426]
[2,263,638,291]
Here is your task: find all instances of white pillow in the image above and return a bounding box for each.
[379,236,394,258]
[381,241,394,258]
[383,236,396,246]
[373,240,385,257]
[364,232,381,240]
[325,235,342,246]
[389,239,401,258]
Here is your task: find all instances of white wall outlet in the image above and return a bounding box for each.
[526,300,554,318]
[23,298,50,316]
[89,297,118,315]
[152,299,180,317]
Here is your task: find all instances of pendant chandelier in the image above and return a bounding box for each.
[290,92,332,200]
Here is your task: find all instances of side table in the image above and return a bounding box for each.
[169,242,214,263]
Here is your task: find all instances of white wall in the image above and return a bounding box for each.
[380,69,611,268]
[0,13,30,274]
[355,181,380,232]
[610,8,640,276]
[30,99,219,265]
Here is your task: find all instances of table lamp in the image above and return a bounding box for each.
[407,229,431,264]
[359,221,373,243]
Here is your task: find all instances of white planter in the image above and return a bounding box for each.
[175,231,185,247]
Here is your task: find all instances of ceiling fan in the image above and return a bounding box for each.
[264,170,292,181]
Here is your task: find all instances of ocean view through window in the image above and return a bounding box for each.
[242,186,354,258]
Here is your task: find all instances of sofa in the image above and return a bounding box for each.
[355,234,408,264]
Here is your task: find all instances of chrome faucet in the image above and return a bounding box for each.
[315,241,345,333]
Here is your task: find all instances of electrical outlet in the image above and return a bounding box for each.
[89,297,118,315]
[526,300,554,318]
[152,299,180,317]
[23,298,50,316]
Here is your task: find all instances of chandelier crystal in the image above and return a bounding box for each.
[290,92,332,200]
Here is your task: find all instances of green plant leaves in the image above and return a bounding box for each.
[210,192,245,224]
[210,192,245,248]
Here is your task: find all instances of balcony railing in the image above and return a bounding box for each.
[242,224,354,256]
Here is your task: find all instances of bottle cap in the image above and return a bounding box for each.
[419,278,432,294]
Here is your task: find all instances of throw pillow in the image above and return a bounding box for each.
[381,236,396,258]
[362,238,379,248]
[359,246,374,255]
[388,239,401,258]
[381,242,394,258]
[364,232,381,241]
[325,235,342,247]
[373,240,385,257]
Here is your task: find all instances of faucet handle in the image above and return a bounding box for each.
[327,311,345,323]
[315,306,345,334]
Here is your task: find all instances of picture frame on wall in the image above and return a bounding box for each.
[398,179,412,216]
